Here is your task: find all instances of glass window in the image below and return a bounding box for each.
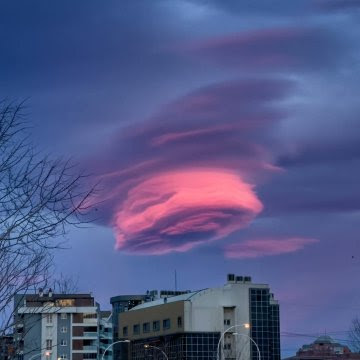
[60,339,67,346]
[60,313,67,320]
[133,324,140,334]
[177,316,182,327]
[46,339,52,350]
[60,355,67,359]
[123,326,128,336]
[163,319,170,330]
[153,320,160,331]
[143,322,150,333]
[60,326,67,333]
[46,314,52,324]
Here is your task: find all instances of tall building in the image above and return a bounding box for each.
[285,335,360,360]
[117,274,280,360]
[14,290,106,360]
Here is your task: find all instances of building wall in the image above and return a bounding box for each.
[23,313,42,360]
[119,301,185,340]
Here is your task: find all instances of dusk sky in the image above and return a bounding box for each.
[1,0,360,356]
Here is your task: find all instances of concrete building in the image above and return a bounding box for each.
[285,335,360,360]
[110,291,189,360]
[98,311,113,360]
[117,274,280,360]
[14,290,102,360]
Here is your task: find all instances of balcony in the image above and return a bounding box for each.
[83,345,97,352]
[83,332,98,337]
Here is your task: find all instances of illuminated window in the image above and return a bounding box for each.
[55,299,75,307]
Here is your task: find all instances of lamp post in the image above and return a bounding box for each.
[29,351,51,360]
[216,324,260,360]
[101,340,130,360]
[144,344,168,360]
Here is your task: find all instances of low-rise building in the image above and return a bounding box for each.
[117,274,280,360]
[286,335,360,360]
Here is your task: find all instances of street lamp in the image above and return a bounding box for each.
[144,344,168,360]
[216,324,260,360]
[29,351,51,360]
[101,340,130,360]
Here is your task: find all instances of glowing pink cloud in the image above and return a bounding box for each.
[85,78,294,255]
[112,169,263,254]
[225,237,319,259]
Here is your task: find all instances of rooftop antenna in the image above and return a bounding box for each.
[175,270,178,292]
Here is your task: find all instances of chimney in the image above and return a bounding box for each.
[48,288,53,298]
[39,288,44,297]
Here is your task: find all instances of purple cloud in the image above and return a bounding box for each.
[187,27,343,72]
[225,237,319,259]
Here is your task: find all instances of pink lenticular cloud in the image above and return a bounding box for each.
[112,169,263,254]
[225,237,319,259]
[85,78,294,255]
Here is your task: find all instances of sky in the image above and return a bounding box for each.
[1,0,360,356]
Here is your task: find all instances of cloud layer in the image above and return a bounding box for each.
[225,237,319,259]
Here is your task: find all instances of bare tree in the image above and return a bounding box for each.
[0,101,96,335]
[349,317,360,352]
[52,272,79,294]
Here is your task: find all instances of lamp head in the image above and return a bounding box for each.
[244,323,250,329]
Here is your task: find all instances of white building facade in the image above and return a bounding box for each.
[118,274,280,360]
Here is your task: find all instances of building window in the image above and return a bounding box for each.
[83,354,97,359]
[55,299,75,307]
[224,319,230,326]
[60,355,67,359]
[224,343,231,350]
[163,319,170,330]
[60,339,67,346]
[83,313,97,319]
[61,313,67,320]
[46,339,52,350]
[60,326,67,333]
[177,316,182,327]
[123,326,128,336]
[46,314,52,324]
[143,322,150,333]
[153,321,160,332]
[133,324,140,335]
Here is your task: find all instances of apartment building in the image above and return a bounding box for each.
[14,291,100,360]
[118,274,280,360]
